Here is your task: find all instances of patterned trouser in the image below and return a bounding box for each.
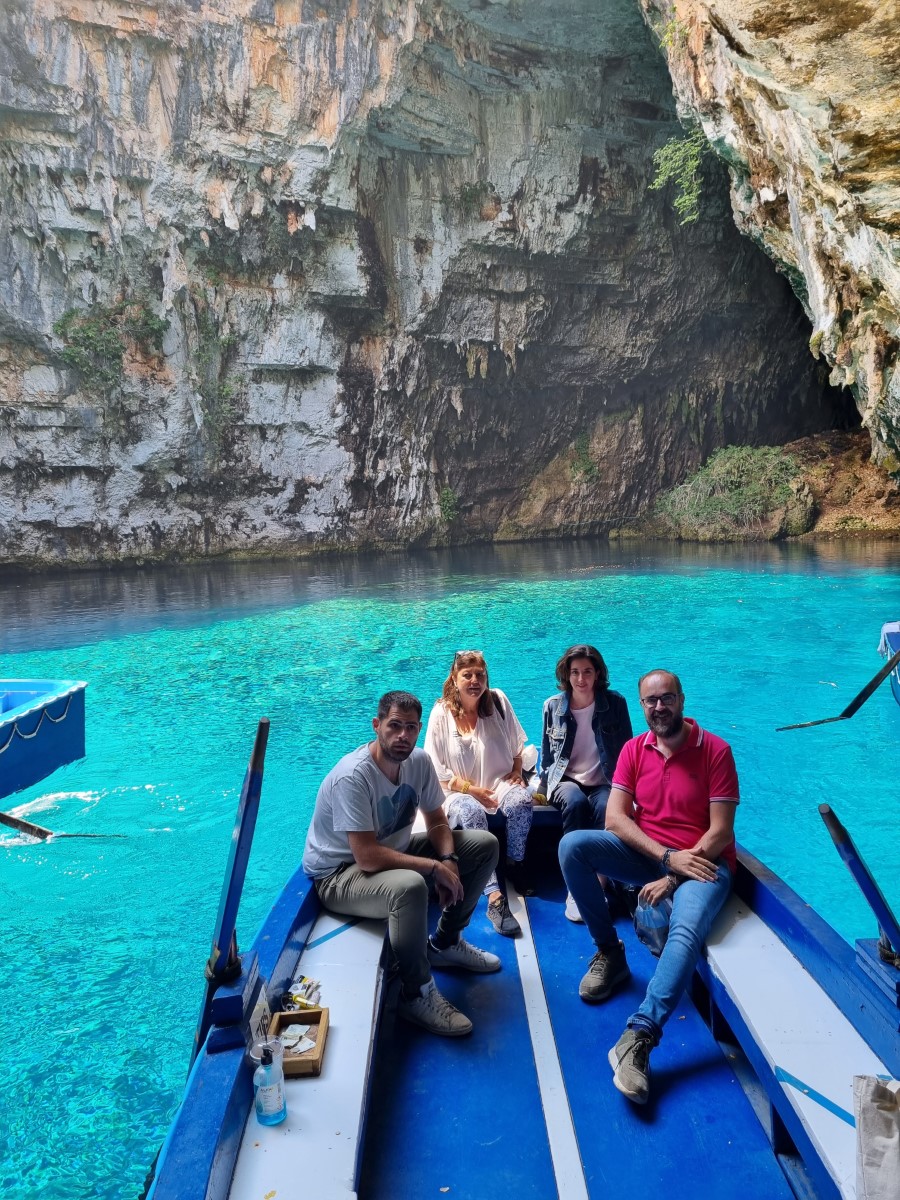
[445,785,533,895]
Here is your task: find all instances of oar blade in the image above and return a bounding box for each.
[777,646,900,731]
[775,715,846,731]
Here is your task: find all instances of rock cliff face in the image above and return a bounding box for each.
[641,0,900,468]
[0,0,854,565]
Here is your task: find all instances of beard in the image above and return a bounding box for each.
[378,735,414,762]
[648,711,684,739]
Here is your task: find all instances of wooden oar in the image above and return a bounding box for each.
[776,646,900,731]
[53,832,127,839]
[0,811,126,840]
[189,717,270,1070]
[819,803,900,955]
[0,811,54,839]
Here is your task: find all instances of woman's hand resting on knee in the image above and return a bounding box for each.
[470,785,498,810]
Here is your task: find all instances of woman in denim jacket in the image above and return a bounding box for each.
[540,644,632,921]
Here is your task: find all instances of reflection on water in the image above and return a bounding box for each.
[4,537,900,654]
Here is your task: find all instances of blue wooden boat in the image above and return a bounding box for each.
[878,622,900,708]
[0,679,87,801]
[147,732,900,1200]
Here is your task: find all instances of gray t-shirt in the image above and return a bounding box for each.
[302,744,444,878]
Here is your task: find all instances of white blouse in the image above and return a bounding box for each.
[424,689,527,801]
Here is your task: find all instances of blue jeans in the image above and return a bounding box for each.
[558,830,732,1041]
[550,780,611,834]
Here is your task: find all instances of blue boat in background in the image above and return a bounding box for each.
[878,623,900,708]
[0,679,87,802]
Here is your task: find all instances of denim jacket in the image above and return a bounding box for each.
[540,689,633,799]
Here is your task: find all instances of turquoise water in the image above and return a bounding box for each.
[2,540,899,1199]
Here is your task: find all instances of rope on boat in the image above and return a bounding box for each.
[0,693,74,753]
[878,933,900,969]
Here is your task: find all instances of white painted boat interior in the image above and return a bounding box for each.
[226,854,895,1200]
[227,892,591,1200]
[229,913,386,1200]
[707,898,890,1200]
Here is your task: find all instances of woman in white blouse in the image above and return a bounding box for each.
[424,650,533,937]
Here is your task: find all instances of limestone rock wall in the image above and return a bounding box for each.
[640,0,900,468]
[0,0,852,565]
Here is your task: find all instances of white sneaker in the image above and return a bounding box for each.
[398,978,473,1037]
[565,893,584,923]
[428,937,501,973]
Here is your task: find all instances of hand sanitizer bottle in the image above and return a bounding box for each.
[253,1043,287,1125]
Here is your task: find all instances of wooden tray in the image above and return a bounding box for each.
[268,1007,329,1076]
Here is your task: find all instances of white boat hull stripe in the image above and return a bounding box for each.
[507,884,589,1200]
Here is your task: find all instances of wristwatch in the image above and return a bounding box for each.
[439,853,459,863]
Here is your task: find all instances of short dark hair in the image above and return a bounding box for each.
[638,669,682,695]
[555,644,609,696]
[377,691,422,720]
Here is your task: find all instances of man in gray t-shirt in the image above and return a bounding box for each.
[303,690,501,1038]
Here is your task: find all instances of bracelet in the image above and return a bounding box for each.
[459,779,470,794]
[661,848,675,871]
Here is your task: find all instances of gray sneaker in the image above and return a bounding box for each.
[487,895,521,937]
[578,940,630,1003]
[428,937,501,973]
[608,1027,654,1103]
[398,978,473,1037]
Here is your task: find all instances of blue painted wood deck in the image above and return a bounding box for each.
[527,875,796,1200]
[360,898,557,1200]
[360,875,795,1200]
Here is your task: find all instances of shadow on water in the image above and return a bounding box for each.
[3,536,900,653]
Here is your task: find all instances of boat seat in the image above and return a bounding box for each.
[703,896,890,1199]
[229,911,387,1200]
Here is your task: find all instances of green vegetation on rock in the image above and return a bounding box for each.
[193,301,241,452]
[571,433,598,480]
[439,487,459,523]
[195,204,305,280]
[656,445,801,538]
[54,300,168,394]
[455,181,496,218]
[657,16,688,52]
[648,127,709,225]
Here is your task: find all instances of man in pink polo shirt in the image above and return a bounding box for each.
[558,668,739,1105]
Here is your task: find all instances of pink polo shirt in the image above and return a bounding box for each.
[611,719,739,871]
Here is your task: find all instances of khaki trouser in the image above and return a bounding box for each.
[314,829,499,992]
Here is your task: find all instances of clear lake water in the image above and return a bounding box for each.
[1,538,899,1199]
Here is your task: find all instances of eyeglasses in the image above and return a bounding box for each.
[639,693,679,709]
